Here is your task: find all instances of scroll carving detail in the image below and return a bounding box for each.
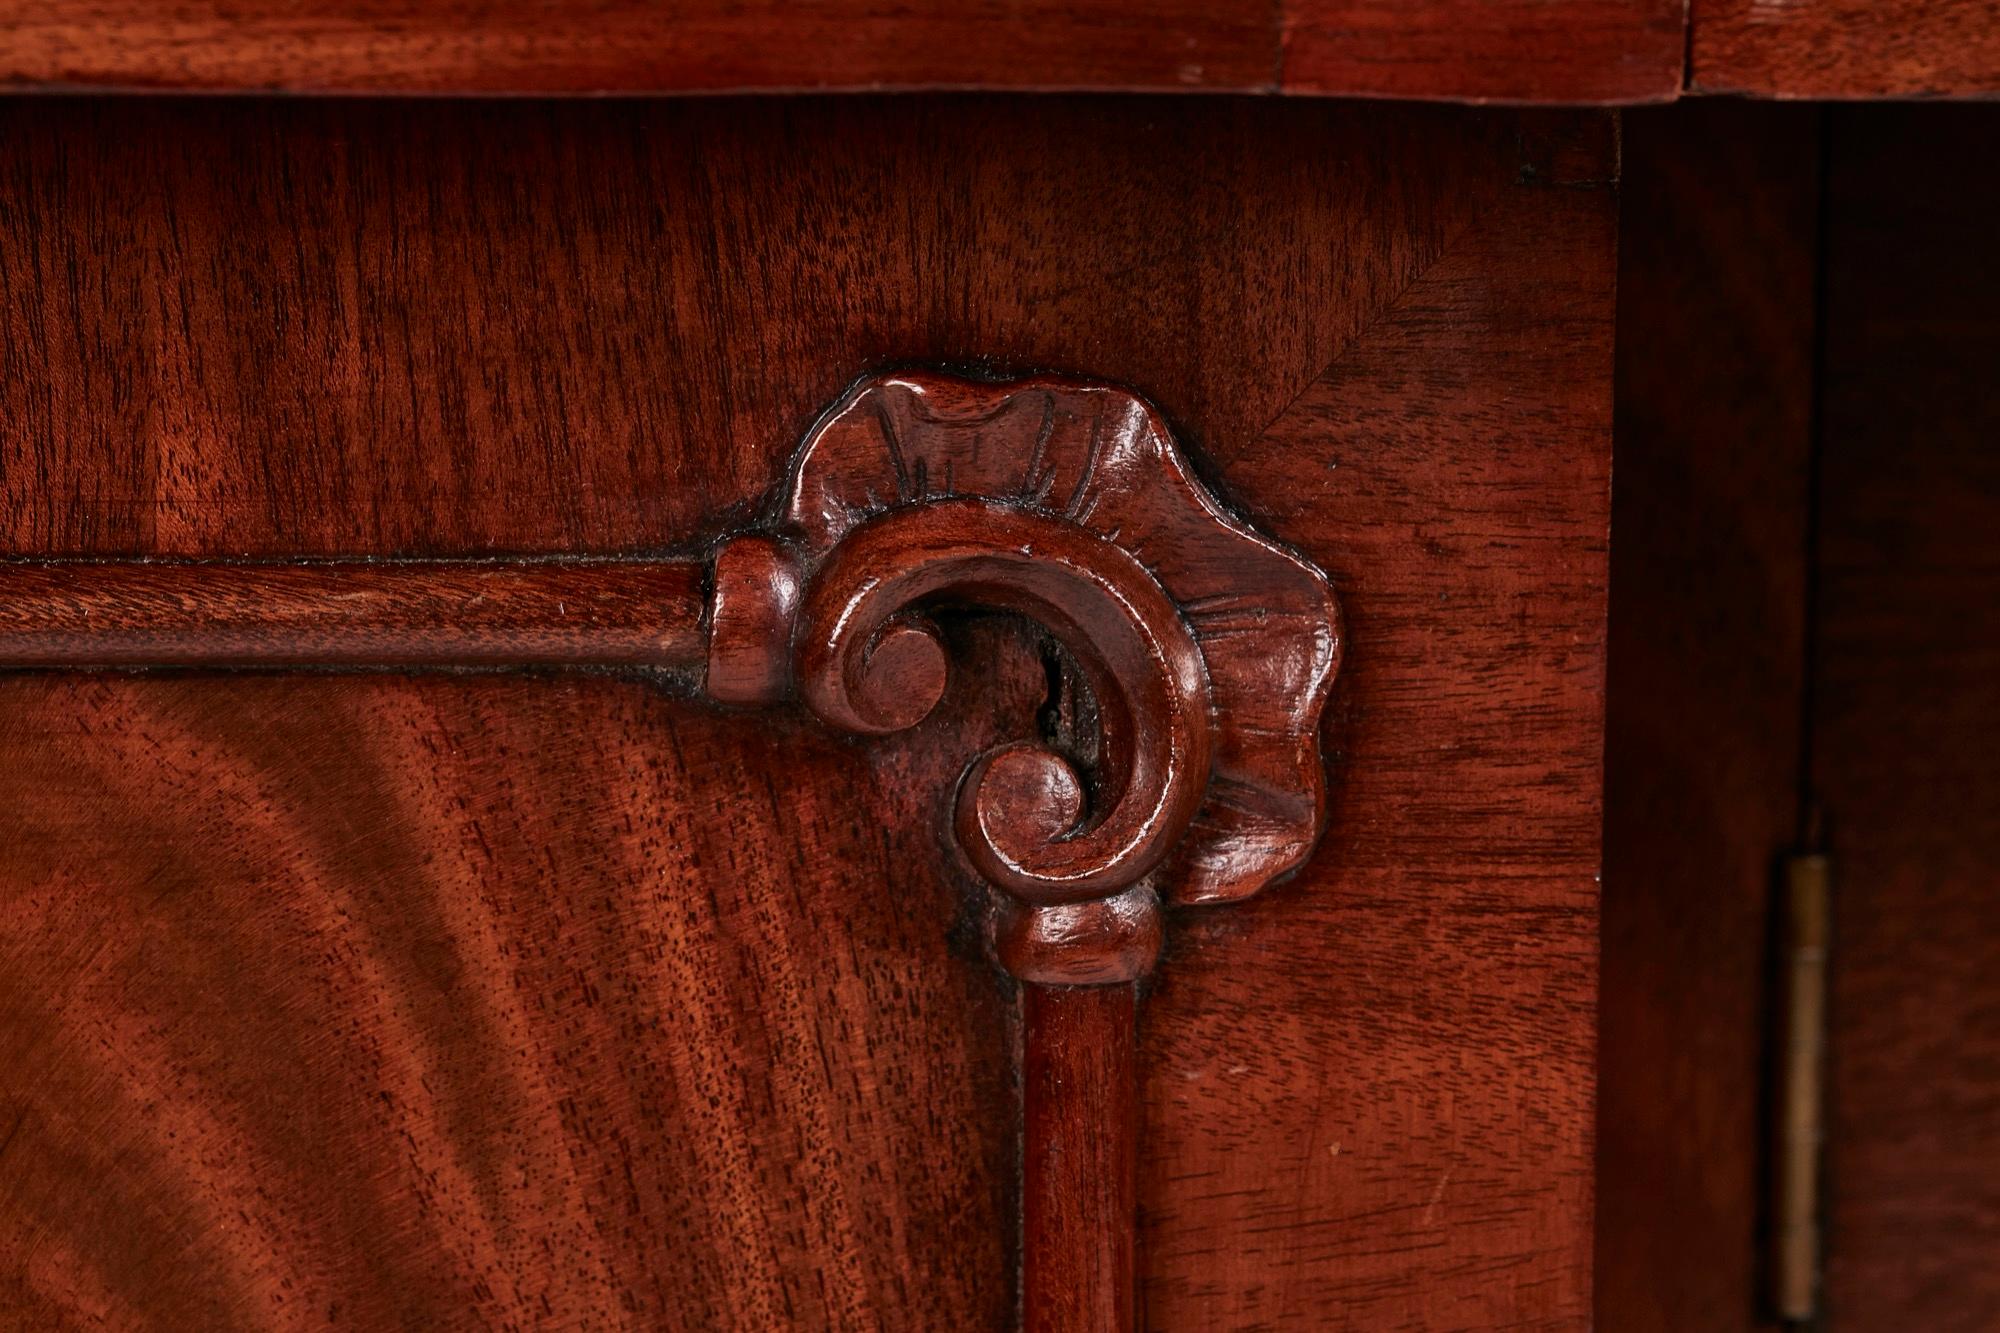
[706,373,1342,982]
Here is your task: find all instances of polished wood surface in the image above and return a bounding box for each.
[1595,102,1821,1333]
[0,97,1592,563]
[1812,105,2000,1330]
[0,1,1279,94]
[13,2,2000,104]
[1283,0,1684,102]
[1692,0,2000,97]
[1022,986,1137,1333]
[0,0,1685,101]
[1140,115,1615,1326]
[1597,102,2000,1330]
[0,561,705,668]
[0,97,1617,1325]
[0,367,1347,1329]
[763,373,1339,917]
[0,669,1027,1327]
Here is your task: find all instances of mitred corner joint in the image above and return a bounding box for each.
[704,372,1342,985]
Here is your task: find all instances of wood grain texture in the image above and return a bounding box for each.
[1692,0,2000,97]
[0,95,1596,566]
[0,367,1344,1331]
[1021,985,1137,1333]
[0,0,1279,94]
[0,97,1618,1324]
[1595,102,1820,1333]
[0,0,1688,101]
[762,371,1341,917]
[1282,0,1685,102]
[1813,105,2000,1331]
[1139,115,1616,1327]
[0,560,705,668]
[0,661,1034,1328]
[715,372,1341,1326]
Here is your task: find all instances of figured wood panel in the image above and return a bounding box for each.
[1138,117,1616,1326]
[0,0,1687,101]
[1282,0,1685,102]
[1692,0,2000,97]
[0,97,1617,1323]
[1813,105,2000,1330]
[0,664,1031,1327]
[1595,102,1820,1333]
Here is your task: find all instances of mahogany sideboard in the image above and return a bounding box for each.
[0,6,1993,1330]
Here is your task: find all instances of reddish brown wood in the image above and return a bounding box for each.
[991,887,1166,989]
[0,373,1344,983]
[794,497,1213,916]
[1599,103,2000,1329]
[0,97,1605,563]
[1596,102,1821,1333]
[0,560,706,669]
[0,97,1618,1326]
[0,0,1278,94]
[0,0,1690,100]
[760,372,1340,919]
[720,370,1338,1329]
[1022,985,1138,1333]
[1692,0,2000,97]
[0,363,1346,1331]
[1283,0,1685,102]
[704,536,801,707]
[0,372,1344,1333]
[1140,112,1616,1326]
[1812,105,2000,1329]
[0,669,1027,1328]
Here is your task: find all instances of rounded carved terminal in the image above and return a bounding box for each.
[705,535,801,706]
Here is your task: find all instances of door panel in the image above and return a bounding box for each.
[0,95,1616,1326]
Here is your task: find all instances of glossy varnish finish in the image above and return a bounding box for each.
[1284,0,1684,102]
[0,669,1026,1326]
[1140,114,1614,1325]
[0,561,705,668]
[748,373,1340,921]
[1692,0,2000,97]
[0,0,1276,94]
[0,368,1346,1328]
[0,97,1617,1325]
[0,0,1687,102]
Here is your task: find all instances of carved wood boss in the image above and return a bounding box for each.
[0,373,1341,1332]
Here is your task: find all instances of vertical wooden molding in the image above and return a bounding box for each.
[1021,984,1139,1333]
[0,370,1341,1333]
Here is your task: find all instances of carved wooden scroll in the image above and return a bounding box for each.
[0,372,1340,1332]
